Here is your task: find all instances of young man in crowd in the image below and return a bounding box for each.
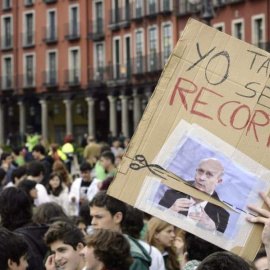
[26,161,50,206]
[32,144,52,186]
[5,165,27,188]
[44,221,86,270]
[89,191,151,270]
[0,152,16,184]
[99,151,117,190]
[69,162,100,215]
[0,227,29,270]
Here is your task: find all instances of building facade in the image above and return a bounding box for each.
[0,0,269,146]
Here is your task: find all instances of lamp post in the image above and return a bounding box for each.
[201,0,215,26]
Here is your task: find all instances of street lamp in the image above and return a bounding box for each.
[201,0,215,26]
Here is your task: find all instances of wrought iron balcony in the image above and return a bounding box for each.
[0,76,13,90]
[22,32,35,48]
[88,19,105,41]
[108,7,131,31]
[43,0,57,3]
[20,74,36,89]
[147,52,163,74]
[1,35,13,51]
[131,5,144,22]
[65,69,80,86]
[42,71,58,88]
[177,0,200,16]
[107,62,132,83]
[133,55,146,75]
[88,67,107,85]
[42,27,57,44]
[24,0,34,7]
[2,0,11,11]
[65,22,80,41]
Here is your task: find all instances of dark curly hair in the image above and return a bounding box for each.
[85,229,133,270]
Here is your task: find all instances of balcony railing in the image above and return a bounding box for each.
[107,62,132,82]
[0,76,13,90]
[88,19,105,41]
[147,52,163,73]
[2,0,11,11]
[177,0,200,16]
[131,5,144,22]
[65,22,80,41]
[42,71,58,88]
[88,67,107,84]
[20,74,35,89]
[24,0,34,7]
[1,35,13,50]
[109,7,131,30]
[43,0,57,3]
[42,27,57,44]
[22,32,35,48]
[65,69,80,86]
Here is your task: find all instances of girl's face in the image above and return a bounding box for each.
[30,188,38,199]
[154,225,176,249]
[49,176,61,189]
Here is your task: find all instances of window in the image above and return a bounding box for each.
[149,0,157,14]
[252,15,265,49]
[113,37,121,79]
[213,22,225,32]
[95,1,103,33]
[135,0,143,18]
[23,12,35,47]
[1,15,12,49]
[232,19,244,40]
[124,0,130,20]
[2,0,11,10]
[24,0,34,6]
[149,26,158,71]
[68,48,80,84]
[47,10,56,41]
[124,35,131,78]
[162,22,172,65]
[69,5,79,37]
[47,50,57,84]
[95,43,105,80]
[135,29,144,73]
[162,0,171,11]
[23,54,35,87]
[1,56,13,89]
[112,0,120,23]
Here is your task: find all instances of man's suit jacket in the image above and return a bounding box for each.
[159,188,230,233]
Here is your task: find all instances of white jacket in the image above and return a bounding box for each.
[49,186,70,215]
[68,177,100,216]
[34,183,51,206]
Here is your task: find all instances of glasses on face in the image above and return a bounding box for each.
[196,168,215,179]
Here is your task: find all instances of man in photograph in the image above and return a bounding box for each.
[159,158,230,233]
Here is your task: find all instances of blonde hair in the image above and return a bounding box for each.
[146,217,179,270]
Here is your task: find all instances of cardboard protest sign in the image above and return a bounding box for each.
[107,18,270,260]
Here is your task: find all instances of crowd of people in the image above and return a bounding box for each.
[0,132,270,270]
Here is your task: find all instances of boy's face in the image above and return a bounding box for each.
[90,206,122,232]
[81,246,103,270]
[99,157,111,170]
[50,240,84,270]
[9,254,28,270]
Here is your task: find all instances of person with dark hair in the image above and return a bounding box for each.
[62,134,75,173]
[182,232,224,270]
[122,206,165,270]
[44,221,85,270]
[0,187,49,270]
[52,160,71,189]
[32,202,68,225]
[70,216,88,236]
[12,147,26,166]
[1,152,16,184]
[69,162,100,215]
[17,179,38,205]
[81,229,133,270]
[27,161,50,206]
[0,227,29,270]
[32,144,52,186]
[6,165,27,187]
[79,201,93,234]
[99,151,117,190]
[47,172,69,214]
[196,251,250,270]
[0,167,7,191]
[89,191,151,270]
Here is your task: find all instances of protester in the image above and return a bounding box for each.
[0,167,7,191]
[44,221,85,270]
[6,165,27,187]
[62,134,75,173]
[12,147,26,166]
[111,140,123,157]
[89,191,152,270]
[0,152,16,184]
[81,229,133,270]
[0,187,49,270]
[52,160,71,189]
[32,144,53,186]
[98,151,117,190]
[122,206,166,270]
[26,161,50,206]
[146,217,181,270]
[70,216,88,236]
[69,162,100,215]
[46,172,70,214]
[17,179,38,206]
[0,227,29,270]
[32,202,68,225]
[48,143,67,163]
[83,136,101,167]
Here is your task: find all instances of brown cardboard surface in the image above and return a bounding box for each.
[107,18,270,260]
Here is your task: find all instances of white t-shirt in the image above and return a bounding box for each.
[34,183,51,206]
